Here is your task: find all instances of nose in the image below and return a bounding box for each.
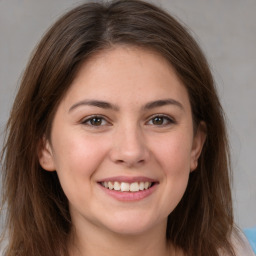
[109,123,150,168]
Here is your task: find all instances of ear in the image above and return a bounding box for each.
[190,122,207,172]
[38,136,56,172]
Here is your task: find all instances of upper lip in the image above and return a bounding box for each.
[98,176,158,183]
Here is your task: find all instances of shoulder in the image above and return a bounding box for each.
[233,231,255,256]
[227,229,255,256]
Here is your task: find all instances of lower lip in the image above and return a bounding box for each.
[98,183,158,201]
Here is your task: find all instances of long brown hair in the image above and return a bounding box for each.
[1,1,236,255]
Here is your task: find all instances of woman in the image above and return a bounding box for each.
[0,0,254,255]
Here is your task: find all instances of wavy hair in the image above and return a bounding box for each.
[1,1,236,255]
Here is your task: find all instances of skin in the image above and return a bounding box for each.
[39,46,206,256]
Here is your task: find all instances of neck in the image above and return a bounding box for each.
[69,219,177,256]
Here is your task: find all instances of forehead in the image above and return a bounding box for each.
[61,45,191,111]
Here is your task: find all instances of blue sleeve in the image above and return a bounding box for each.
[244,227,256,254]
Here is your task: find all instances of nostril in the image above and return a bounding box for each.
[116,159,125,164]
[114,158,145,167]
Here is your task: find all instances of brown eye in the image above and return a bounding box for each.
[152,116,164,125]
[147,115,174,126]
[82,116,108,127]
[89,117,103,126]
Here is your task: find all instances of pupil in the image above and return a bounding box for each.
[153,117,163,125]
[91,118,102,126]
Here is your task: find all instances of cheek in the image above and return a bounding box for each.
[154,133,193,175]
[51,131,108,189]
[151,133,192,212]
[51,132,109,208]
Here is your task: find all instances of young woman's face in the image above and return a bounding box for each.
[39,46,205,237]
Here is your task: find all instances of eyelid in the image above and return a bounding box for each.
[80,114,175,127]
[81,115,112,126]
[146,114,176,126]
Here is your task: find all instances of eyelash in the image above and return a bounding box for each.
[146,114,175,126]
[81,115,110,127]
[81,114,175,128]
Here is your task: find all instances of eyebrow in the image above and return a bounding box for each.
[69,98,183,112]
[69,100,119,112]
[143,99,184,111]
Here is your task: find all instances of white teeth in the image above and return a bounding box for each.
[130,182,139,192]
[114,181,120,191]
[120,182,130,192]
[101,181,152,192]
[139,182,145,190]
[108,181,114,190]
[144,181,150,189]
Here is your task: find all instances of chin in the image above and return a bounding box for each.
[100,212,166,236]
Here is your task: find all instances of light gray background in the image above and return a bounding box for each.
[0,0,255,229]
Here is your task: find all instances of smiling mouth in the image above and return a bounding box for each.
[100,181,155,192]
